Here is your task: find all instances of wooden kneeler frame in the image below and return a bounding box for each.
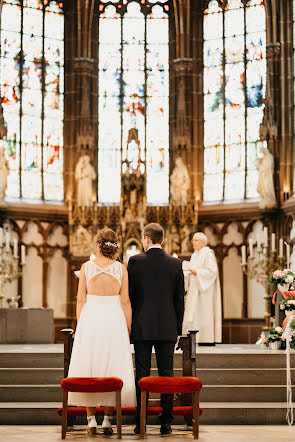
[61,377,123,439]
[139,376,202,440]
[140,391,200,439]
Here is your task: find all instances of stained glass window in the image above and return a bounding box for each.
[203,0,266,202]
[98,0,169,204]
[1,0,64,200]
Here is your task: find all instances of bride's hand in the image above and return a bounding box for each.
[190,269,197,275]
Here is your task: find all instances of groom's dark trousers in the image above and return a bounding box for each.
[128,248,184,425]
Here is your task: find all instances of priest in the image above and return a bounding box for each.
[182,232,222,344]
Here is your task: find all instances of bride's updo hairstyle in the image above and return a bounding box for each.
[96,228,119,259]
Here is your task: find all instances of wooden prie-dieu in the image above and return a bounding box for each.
[57,329,202,427]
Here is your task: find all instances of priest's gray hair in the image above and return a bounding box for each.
[194,232,208,245]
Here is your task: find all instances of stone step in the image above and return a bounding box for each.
[0,346,294,369]
[1,384,293,403]
[195,352,295,369]
[0,353,64,369]
[0,368,183,385]
[0,368,64,385]
[0,402,293,425]
[1,367,294,386]
[195,368,295,385]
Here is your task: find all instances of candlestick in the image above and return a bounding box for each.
[241,245,246,265]
[249,238,254,257]
[286,243,290,269]
[279,238,283,257]
[263,227,268,245]
[271,233,276,253]
[13,239,18,258]
[5,232,10,252]
[21,245,26,265]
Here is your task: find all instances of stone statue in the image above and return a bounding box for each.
[72,225,93,257]
[0,147,9,207]
[75,154,96,207]
[256,147,277,209]
[170,157,190,206]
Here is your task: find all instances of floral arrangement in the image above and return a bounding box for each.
[260,327,283,344]
[279,298,295,312]
[282,318,295,350]
[268,269,294,290]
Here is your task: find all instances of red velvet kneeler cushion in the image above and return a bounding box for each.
[61,377,123,393]
[57,406,203,417]
[139,377,202,394]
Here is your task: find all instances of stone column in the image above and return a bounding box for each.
[63,0,98,204]
[261,0,294,205]
[171,0,199,204]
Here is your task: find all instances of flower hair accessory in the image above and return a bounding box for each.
[105,241,120,248]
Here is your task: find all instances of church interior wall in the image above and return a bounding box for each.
[22,247,43,310]
[1,0,295,343]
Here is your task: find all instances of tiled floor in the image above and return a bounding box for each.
[1,425,295,441]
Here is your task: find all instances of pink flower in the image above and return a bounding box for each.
[283,269,291,274]
[282,332,287,341]
[275,326,283,332]
[273,270,284,279]
[285,275,293,284]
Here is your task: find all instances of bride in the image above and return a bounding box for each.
[67,228,136,436]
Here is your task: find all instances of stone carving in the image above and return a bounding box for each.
[0,147,10,207]
[72,225,93,257]
[181,224,191,254]
[168,225,180,254]
[7,295,20,308]
[170,157,190,206]
[75,154,96,207]
[256,147,277,209]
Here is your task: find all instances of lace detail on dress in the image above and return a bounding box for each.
[85,260,123,286]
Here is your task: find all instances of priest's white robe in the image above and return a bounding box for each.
[182,246,222,343]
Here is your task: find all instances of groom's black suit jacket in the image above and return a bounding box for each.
[128,248,185,342]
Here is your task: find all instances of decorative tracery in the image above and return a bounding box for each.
[98,0,169,204]
[0,0,64,200]
[203,0,266,202]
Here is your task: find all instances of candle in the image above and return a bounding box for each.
[286,243,290,269]
[241,245,246,265]
[249,238,254,257]
[21,245,26,265]
[279,238,284,257]
[5,232,10,252]
[271,233,276,253]
[263,227,268,246]
[0,228,3,246]
[257,236,262,253]
[13,239,18,257]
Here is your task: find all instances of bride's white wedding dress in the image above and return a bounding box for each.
[68,260,136,407]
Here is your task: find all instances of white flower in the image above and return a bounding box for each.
[275,326,283,332]
[285,275,294,284]
[280,304,285,310]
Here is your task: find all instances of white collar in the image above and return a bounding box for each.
[148,245,162,250]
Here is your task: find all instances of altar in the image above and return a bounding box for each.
[0,308,54,344]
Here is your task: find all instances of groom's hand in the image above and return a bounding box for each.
[190,269,197,275]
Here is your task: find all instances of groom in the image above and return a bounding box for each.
[128,223,184,435]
